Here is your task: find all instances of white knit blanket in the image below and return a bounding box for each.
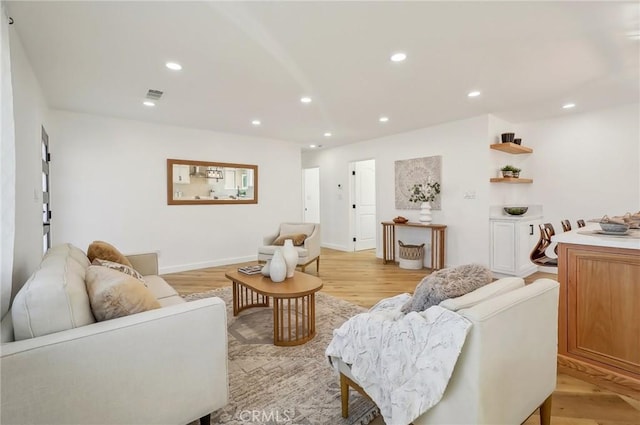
[325,294,472,425]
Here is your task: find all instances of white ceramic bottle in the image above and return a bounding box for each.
[269,249,287,283]
[282,239,298,278]
[261,260,271,277]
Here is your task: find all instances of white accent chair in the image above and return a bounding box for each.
[258,223,321,274]
[334,277,560,425]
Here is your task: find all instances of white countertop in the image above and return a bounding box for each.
[553,223,640,250]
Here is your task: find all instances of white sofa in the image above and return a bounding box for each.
[0,243,228,425]
[335,277,560,425]
[258,222,321,273]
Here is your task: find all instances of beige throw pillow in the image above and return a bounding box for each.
[92,258,145,284]
[87,240,133,267]
[273,233,307,246]
[85,265,160,322]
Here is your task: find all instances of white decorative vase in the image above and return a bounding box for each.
[282,239,298,278]
[419,201,432,223]
[261,260,271,277]
[269,250,287,283]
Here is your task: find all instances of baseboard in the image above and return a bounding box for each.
[159,255,256,274]
[322,243,350,252]
[537,265,558,274]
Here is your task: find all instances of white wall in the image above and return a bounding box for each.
[303,115,491,267]
[518,103,640,230]
[9,25,49,296]
[48,111,302,273]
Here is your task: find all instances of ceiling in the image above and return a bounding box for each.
[7,1,640,149]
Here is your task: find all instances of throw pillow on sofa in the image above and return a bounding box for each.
[92,258,145,284]
[273,233,307,246]
[87,240,133,267]
[85,265,160,321]
[402,264,493,313]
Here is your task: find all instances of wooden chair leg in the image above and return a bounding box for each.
[316,256,320,274]
[539,395,552,425]
[301,263,306,273]
[340,373,349,418]
[199,413,211,425]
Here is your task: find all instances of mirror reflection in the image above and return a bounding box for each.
[167,159,258,205]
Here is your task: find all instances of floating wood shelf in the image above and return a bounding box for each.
[490,143,533,154]
[490,177,533,184]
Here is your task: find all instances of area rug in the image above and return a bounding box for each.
[185,287,380,425]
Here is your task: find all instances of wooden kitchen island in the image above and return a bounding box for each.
[553,225,640,399]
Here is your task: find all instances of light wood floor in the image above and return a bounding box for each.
[162,248,640,425]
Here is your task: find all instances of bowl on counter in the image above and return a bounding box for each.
[503,206,528,216]
[599,221,630,233]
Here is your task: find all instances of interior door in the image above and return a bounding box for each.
[353,159,376,251]
[303,167,320,223]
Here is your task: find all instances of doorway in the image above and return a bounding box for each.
[303,167,320,223]
[350,159,376,251]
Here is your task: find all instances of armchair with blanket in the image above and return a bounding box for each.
[331,276,560,425]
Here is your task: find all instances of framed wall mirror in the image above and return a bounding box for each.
[167,159,258,205]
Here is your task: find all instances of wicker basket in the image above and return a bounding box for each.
[398,241,424,269]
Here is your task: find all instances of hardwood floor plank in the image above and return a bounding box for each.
[162,247,640,424]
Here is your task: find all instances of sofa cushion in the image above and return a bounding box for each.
[12,251,96,341]
[87,240,133,267]
[273,233,307,246]
[85,265,160,321]
[280,223,315,238]
[144,275,180,300]
[402,264,493,313]
[439,277,524,311]
[92,258,145,284]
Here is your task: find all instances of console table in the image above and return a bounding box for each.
[381,221,447,270]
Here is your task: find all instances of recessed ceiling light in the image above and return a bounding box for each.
[300,96,312,104]
[309,144,323,148]
[562,103,576,109]
[165,62,182,71]
[251,120,261,126]
[143,101,155,107]
[390,52,407,62]
[468,91,481,97]
[379,116,389,123]
[324,132,332,137]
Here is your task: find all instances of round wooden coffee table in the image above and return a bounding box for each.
[224,270,323,346]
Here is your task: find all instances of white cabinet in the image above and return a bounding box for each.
[172,165,190,184]
[490,217,541,277]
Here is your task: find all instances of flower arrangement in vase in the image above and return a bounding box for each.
[408,177,441,223]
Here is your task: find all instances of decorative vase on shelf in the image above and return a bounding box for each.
[269,250,287,283]
[282,239,298,278]
[419,201,432,223]
[261,260,271,277]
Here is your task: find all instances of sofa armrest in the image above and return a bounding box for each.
[126,252,158,276]
[303,224,321,258]
[263,232,279,246]
[1,298,229,425]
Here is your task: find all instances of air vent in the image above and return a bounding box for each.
[146,89,164,100]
